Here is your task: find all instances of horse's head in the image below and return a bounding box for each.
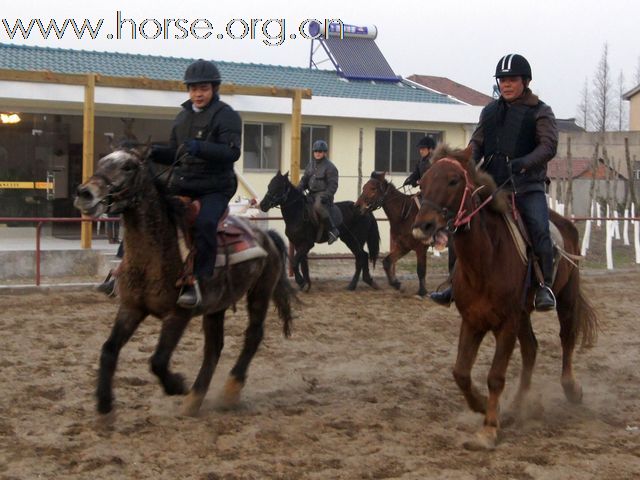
[74,145,148,216]
[260,171,292,212]
[411,145,477,248]
[355,171,390,214]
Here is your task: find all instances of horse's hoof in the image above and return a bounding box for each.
[391,281,401,290]
[220,377,244,408]
[165,373,187,396]
[346,283,357,291]
[366,280,380,290]
[182,391,203,417]
[463,427,498,451]
[562,380,583,404]
[97,395,113,415]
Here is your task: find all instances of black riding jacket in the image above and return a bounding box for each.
[152,95,242,198]
[470,89,558,194]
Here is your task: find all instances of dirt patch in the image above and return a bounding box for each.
[0,266,639,479]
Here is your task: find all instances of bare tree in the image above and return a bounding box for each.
[565,137,574,216]
[576,77,590,130]
[616,71,628,131]
[591,43,612,132]
[624,137,638,207]
[636,56,640,85]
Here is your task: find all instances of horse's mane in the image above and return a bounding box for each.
[431,144,509,214]
[370,171,397,190]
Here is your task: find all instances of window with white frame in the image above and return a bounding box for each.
[300,125,330,170]
[374,129,442,173]
[242,123,282,170]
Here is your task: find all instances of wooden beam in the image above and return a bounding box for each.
[0,68,312,99]
[290,89,303,184]
[80,73,95,249]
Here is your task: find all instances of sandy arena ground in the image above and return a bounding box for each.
[1,263,639,479]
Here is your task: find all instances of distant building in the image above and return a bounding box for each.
[406,75,493,106]
[623,83,640,131]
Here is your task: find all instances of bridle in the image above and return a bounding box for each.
[261,180,303,209]
[92,157,142,215]
[360,177,393,212]
[421,158,494,233]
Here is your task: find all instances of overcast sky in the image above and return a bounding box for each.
[2,0,638,121]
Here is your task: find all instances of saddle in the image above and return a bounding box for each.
[304,195,343,242]
[176,197,267,287]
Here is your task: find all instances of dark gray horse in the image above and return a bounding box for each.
[74,146,295,417]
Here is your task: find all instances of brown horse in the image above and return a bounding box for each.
[74,146,295,417]
[411,145,597,449]
[356,172,428,297]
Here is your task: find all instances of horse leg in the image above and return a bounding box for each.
[508,312,538,420]
[300,251,312,292]
[465,324,518,450]
[383,244,408,290]
[291,246,306,289]
[361,249,379,290]
[341,232,363,290]
[557,284,583,404]
[415,245,427,297]
[453,322,487,415]
[149,311,192,396]
[221,283,269,407]
[182,310,225,416]
[96,305,146,414]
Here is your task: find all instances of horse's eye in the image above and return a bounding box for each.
[448,178,459,187]
[122,163,135,172]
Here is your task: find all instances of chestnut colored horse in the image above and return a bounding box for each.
[75,146,295,417]
[412,145,597,449]
[356,172,428,297]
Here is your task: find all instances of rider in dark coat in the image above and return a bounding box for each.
[150,59,242,308]
[431,53,558,311]
[403,136,436,188]
[297,140,340,244]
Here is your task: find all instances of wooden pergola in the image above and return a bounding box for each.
[0,68,312,247]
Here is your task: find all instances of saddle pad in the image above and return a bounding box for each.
[215,216,267,268]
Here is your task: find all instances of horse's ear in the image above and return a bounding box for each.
[138,136,152,160]
[283,171,289,178]
[459,145,473,168]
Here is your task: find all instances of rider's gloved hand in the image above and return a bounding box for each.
[184,139,203,156]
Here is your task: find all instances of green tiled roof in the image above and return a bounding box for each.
[0,43,461,105]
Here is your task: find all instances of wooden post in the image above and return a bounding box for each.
[357,128,363,194]
[81,73,96,249]
[290,89,303,184]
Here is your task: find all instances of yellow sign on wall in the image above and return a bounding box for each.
[0,181,54,189]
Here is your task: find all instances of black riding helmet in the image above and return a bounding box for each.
[416,136,436,149]
[184,59,222,85]
[494,54,532,80]
[312,140,329,152]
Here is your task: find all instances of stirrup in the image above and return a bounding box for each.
[327,229,339,245]
[177,280,202,308]
[534,284,556,312]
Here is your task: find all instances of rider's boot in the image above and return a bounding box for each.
[534,252,556,311]
[430,286,453,307]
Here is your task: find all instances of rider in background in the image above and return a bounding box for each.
[471,53,558,311]
[150,59,242,308]
[297,140,340,244]
[403,136,436,188]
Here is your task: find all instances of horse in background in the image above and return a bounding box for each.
[260,171,380,292]
[411,145,597,449]
[356,171,429,297]
[74,146,295,417]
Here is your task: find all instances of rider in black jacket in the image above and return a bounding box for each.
[151,59,242,308]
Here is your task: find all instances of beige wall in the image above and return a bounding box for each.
[235,112,471,254]
[629,95,640,131]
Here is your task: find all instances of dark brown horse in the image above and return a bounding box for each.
[411,145,597,449]
[356,171,428,297]
[74,146,294,417]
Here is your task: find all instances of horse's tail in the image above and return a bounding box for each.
[267,230,296,338]
[366,212,380,268]
[575,285,598,348]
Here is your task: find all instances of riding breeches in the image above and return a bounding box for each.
[312,195,336,227]
[194,192,230,278]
